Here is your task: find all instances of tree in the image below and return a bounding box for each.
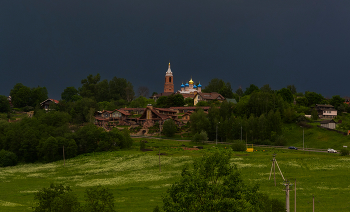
[184,98,194,106]
[244,84,259,96]
[70,98,97,124]
[10,83,31,108]
[0,95,11,113]
[138,86,150,97]
[156,94,184,108]
[311,108,319,120]
[38,136,59,162]
[296,97,308,107]
[160,151,285,212]
[156,96,168,108]
[33,184,115,212]
[33,183,80,212]
[235,87,243,97]
[109,77,135,102]
[260,84,273,93]
[168,94,185,107]
[31,86,49,106]
[203,78,233,98]
[0,149,17,167]
[129,96,155,108]
[75,123,103,154]
[61,87,79,102]
[10,83,48,108]
[79,74,101,99]
[84,185,116,212]
[190,109,210,134]
[277,88,293,103]
[305,91,325,106]
[329,95,345,110]
[162,119,177,137]
[192,130,208,143]
[287,85,297,95]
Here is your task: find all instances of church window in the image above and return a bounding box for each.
[169,77,172,82]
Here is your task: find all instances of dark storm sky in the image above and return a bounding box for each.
[1,0,350,100]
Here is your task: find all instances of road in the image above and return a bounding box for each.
[131,135,340,154]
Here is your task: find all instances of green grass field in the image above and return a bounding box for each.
[0,138,350,211]
[283,123,350,150]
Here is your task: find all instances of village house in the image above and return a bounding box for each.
[169,106,210,114]
[181,110,208,123]
[40,99,59,111]
[137,105,182,128]
[314,104,337,119]
[193,92,225,105]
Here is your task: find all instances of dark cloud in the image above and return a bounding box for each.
[1,0,350,99]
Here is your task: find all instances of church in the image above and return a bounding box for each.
[152,62,202,100]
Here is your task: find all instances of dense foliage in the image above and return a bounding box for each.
[162,119,177,137]
[33,183,116,212]
[0,111,132,164]
[159,151,285,212]
[0,95,11,113]
[10,83,48,108]
[0,149,18,167]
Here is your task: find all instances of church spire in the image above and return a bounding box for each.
[166,61,172,76]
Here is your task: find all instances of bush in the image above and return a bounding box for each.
[84,185,116,212]
[0,149,18,167]
[162,119,177,137]
[140,140,146,150]
[192,130,208,143]
[340,148,349,156]
[33,183,80,212]
[274,135,287,146]
[231,142,246,151]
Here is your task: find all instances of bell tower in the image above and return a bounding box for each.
[164,62,174,93]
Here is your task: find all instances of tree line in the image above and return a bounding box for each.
[0,110,132,166]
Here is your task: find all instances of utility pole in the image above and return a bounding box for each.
[63,145,65,166]
[269,154,285,186]
[294,179,296,212]
[274,156,276,186]
[159,149,161,172]
[269,154,277,186]
[240,124,242,142]
[284,180,291,212]
[301,126,304,150]
[216,122,220,145]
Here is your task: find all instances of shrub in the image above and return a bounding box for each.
[274,135,287,146]
[0,149,18,167]
[84,185,116,212]
[33,183,80,212]
[231,142,246,151]
[140,140,146,150]
[162,119,177,137]
[192,130,208,143]
[340,148,349,156]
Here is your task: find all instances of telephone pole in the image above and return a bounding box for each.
[269,154,277,186]
[294,179,296,212]
[283,180,291,212]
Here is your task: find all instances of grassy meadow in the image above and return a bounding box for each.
[0,138,350,211]
[283,123,350,150]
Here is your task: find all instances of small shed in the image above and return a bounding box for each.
[320,119,336,129]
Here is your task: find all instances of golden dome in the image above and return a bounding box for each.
[189,78,194,84]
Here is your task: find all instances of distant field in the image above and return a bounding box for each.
[0,139,350,211]
[283,123,350,150]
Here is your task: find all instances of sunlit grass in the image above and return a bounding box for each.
[0,139,350,211]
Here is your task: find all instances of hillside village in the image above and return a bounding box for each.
[2,63,350,212]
